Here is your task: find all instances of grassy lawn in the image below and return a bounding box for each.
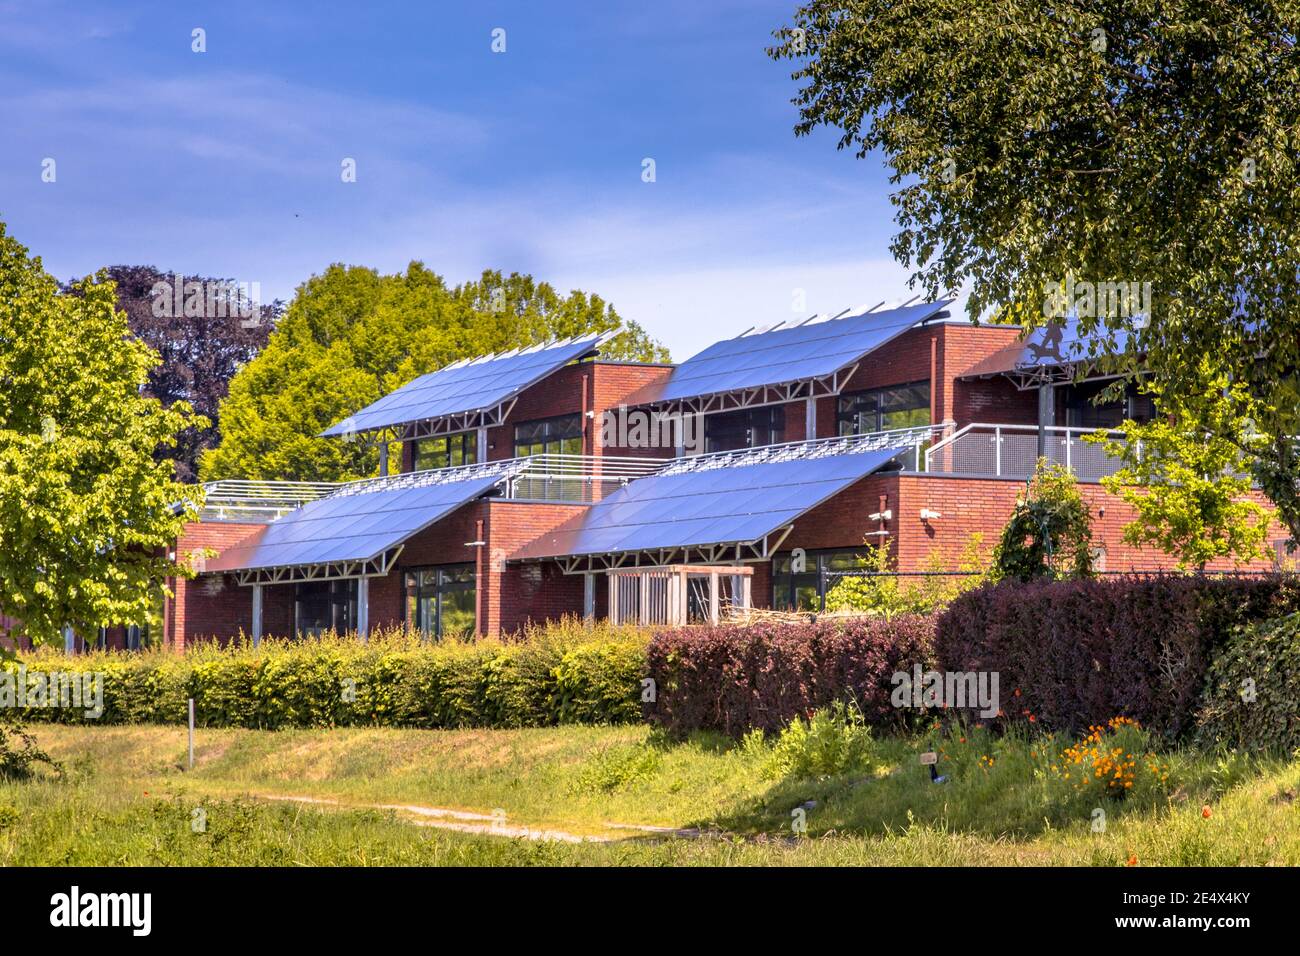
[3,721,1299,865]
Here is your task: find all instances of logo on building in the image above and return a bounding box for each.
[600,405,703,454]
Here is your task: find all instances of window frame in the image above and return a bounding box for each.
[836,380,931,436]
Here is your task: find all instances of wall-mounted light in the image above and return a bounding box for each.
[920,508,942,521]
[868,509,892,522]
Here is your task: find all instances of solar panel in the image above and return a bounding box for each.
[512,446,906,560]
[320,334,607,437]
[639,300,951,405]
[206,472,505,572]
[961,318,1138,377]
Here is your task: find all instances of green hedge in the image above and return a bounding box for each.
[1196,611,1300,753]
[3,624,648,730]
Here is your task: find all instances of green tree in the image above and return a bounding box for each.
[0,223,199,649]
[992,461,1094,582]
[202,263,669,481]
[770,2,1300,545]
[1090,377,1272,570]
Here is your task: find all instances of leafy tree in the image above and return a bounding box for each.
[1089,377,1272,570]
[992,461,1094,582]
[770,2,1300,544]
[825,533,987,617]
[0,223,199,650]
[75,266,281,482]
[202,263,670,481]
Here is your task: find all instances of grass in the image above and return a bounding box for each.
[3,718,1299,865]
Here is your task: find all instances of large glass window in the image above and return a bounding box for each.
[772,549,876,611]
[414,432,477,471]
[837,382,930,435]
[405,564,477,640]
[514,414,582,458]
[294,579,358,638]
[1062,380,1156,429]
[703,407,786,453]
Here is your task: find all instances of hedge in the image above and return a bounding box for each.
[1196,610,1300,753]
[644,616,935,737]
[3,625,647,730]
[934,575,1300,740]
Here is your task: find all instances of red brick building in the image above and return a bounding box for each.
[134,303,1279,649]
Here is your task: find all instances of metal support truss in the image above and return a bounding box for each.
[635,364,859,417]
[229,546,404,586]
[549,526,792,575]
[350,399,519,448]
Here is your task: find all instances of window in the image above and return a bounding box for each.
[294,579,358,638]
[514,414,582,458]
[405,564,477,640]
[837,382,930,435]
[772,549,875,611]
[413,432,476,471]
[703,407,786,453]
[1062,380,1156,429]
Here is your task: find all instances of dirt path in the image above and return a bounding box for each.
[247,793,656,843]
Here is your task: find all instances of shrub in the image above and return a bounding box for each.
[645,615,935,737]
[1196,611,1300,753]
[991,460,1094,582]
[935,574,1300,739]
[825,534,987,617]
[7,621,648,731]
[760,701,876,780]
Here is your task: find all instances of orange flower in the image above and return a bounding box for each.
[1201,806,1212,819]
[1126,854,1138,867]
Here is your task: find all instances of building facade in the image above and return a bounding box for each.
[141,300,1279,649]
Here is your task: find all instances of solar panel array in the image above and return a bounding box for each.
[206,472,505,572]
[320,334,606,437]
[642,300,951,404]
[513,446,906,559]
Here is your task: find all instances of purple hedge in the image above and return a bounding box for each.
[934,575,1300,739]
[645,616,935,737]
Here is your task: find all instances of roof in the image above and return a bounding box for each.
[205,463,522,573]
[631,300,952,406]
[320,334,608,438]
[511,443,907,561]
[958,319,1136,381]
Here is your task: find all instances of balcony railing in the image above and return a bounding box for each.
[498,453,667,503]
[924,423,1127,481]
[199,479,340,522]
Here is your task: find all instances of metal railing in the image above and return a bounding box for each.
[924,423,1127,481]
[659,425,943,476]
[499,453,667,503]
[199,479,340,521]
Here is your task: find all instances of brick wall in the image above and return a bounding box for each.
[167,521,265,651]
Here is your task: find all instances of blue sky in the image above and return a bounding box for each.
[0,0,932,360]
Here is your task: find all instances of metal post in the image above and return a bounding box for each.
[378,441,389,477]
[187,698,195,770]
[251,583,263,647]
[995,426,1002,476]
[582,573,595,621]
[356,576,369,641]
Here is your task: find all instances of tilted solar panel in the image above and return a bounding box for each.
[205,473,504,572]
[512,446,906,560]
[320,335,606,437]
[642,300,951,405]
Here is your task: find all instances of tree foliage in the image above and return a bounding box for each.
[76,266,281,482]
[825,534,987,617]
[771,2,1300,542]
[0,223,199,649]
[992,461,1095,582]
[1090,376,1272,570]
[202,264,669,481]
